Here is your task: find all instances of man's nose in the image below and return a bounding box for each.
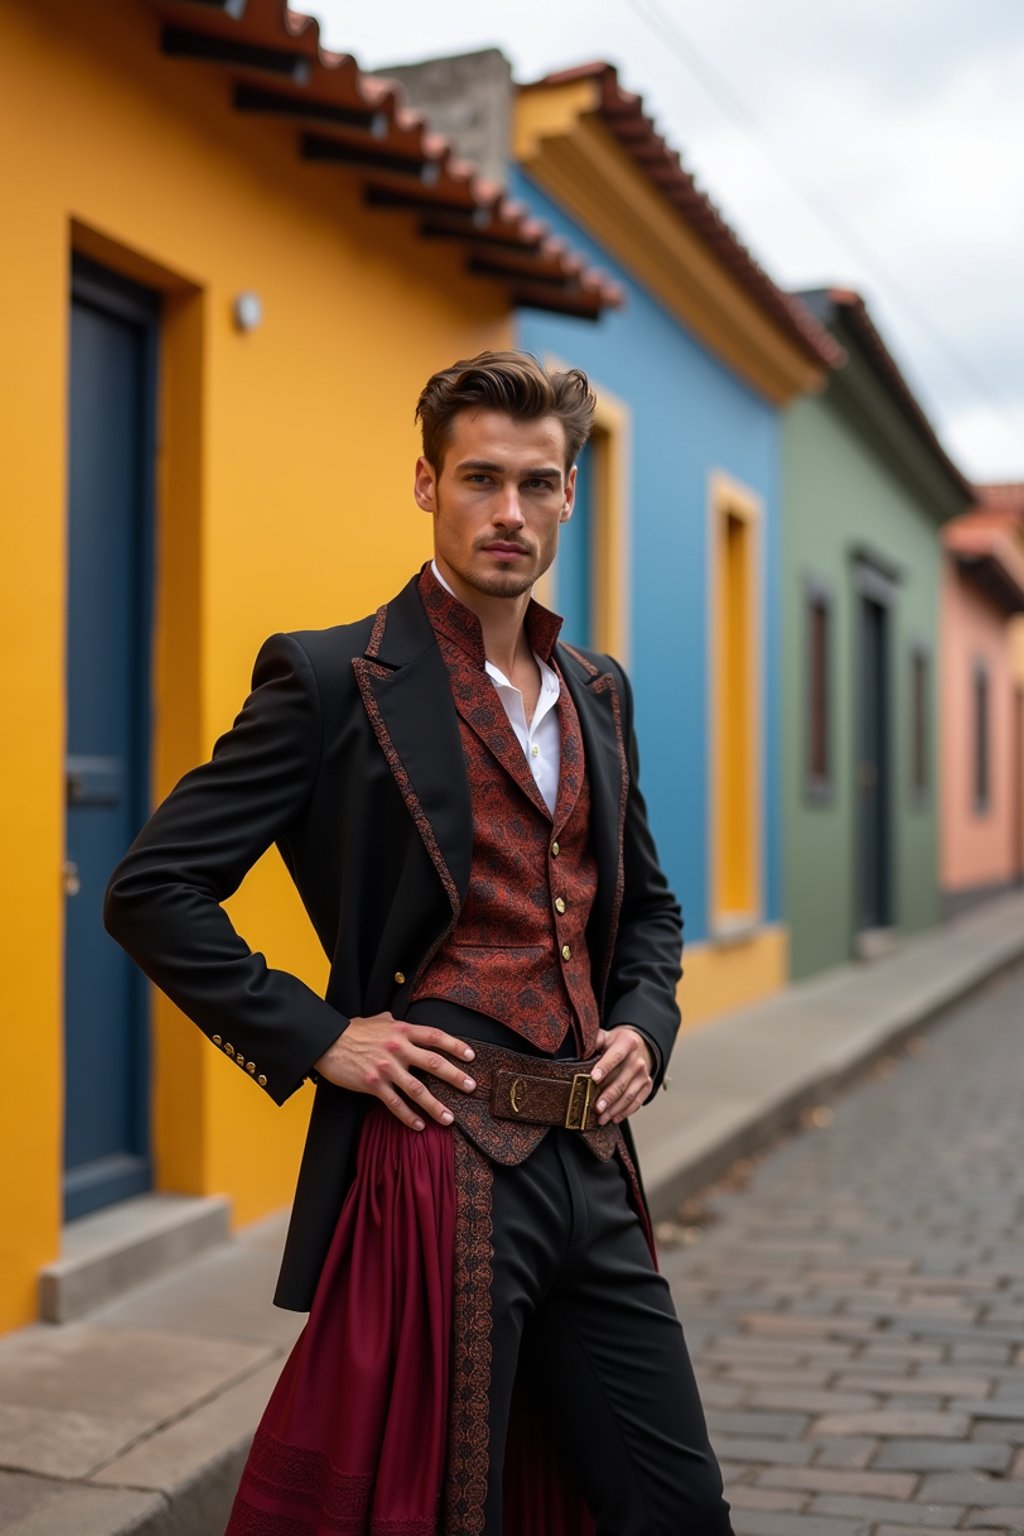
[494,489,526,527]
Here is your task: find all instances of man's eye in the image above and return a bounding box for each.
[466,474,492,485]
[525,479,556,491]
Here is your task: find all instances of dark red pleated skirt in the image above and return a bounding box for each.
[225,1104,595,1535]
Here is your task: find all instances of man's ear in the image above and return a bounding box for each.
[414,455,437,514]
[560,463,577,523]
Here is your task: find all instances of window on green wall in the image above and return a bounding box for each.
[910,643,930,805]
[973,660,990,813]
[804,579,833,802]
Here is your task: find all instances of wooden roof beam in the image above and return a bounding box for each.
[302,131,437,182]
[364,185,487,220]
[160,24,311,83]
[233,83,387,136]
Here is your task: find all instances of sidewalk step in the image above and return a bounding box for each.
[38,1194,231,1324]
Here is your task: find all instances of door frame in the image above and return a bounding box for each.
[64,252,160,1219]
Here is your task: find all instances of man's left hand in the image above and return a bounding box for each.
[590,1026,653,1125]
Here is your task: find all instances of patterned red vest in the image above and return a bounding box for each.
[411,567,601,1056]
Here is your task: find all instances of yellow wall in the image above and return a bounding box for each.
[678,927,789,1031]
[0,0,510,1331]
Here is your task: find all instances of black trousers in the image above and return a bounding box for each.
[484,1128,733,1535]
[407,1001,733,1536]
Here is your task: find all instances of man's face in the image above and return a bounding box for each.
[414,409,576,600]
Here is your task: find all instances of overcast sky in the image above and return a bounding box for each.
[305,1,1023,487]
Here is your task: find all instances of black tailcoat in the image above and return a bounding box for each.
[104,574,683,1310]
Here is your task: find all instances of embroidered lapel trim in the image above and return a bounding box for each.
[556,642,630,1009]
[352,583,470,916]
[442,641,553,822]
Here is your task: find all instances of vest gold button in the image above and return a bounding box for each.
[561,944,572,961]
[246,1061,256,1074]
[551,841,560,857]
[212,1035,222,1047]
[394,970,406,985]
[258,1074,268,1088]
[554,897,566,914]
[224,1043,235,1058]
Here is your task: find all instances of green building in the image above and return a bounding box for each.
[782,289,971,980]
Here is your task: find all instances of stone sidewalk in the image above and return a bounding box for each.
[658,947,1024,1533]
[0,890,1022,1534]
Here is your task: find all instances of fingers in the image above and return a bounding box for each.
[596,1059,651,1124]
[372,1079,429,1132]
[406,1043,478,1095]
[406,1024,476,1062]
[390,1067,459,1128]
[609,1071,650,1124]
[591,1031,632,1086]
[370,1025,477,1130]
[593,1030,652,1125]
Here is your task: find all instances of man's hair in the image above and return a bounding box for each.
[415,350,596,473]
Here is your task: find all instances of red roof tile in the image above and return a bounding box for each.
[144,1,620,319]
[945,503,1024,611]
[521,62,842,369]
[973,482,1024,521]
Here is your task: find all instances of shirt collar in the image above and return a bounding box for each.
[419,559,563,667]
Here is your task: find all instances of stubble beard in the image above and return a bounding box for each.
[435,494,554,602]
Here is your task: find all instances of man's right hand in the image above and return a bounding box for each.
[313,1013,476,1130]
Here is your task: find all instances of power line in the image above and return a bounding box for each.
[622,0,1024,464]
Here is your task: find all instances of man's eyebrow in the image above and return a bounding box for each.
[454,459,562,478]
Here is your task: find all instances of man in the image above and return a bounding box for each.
[104,352,732,1534]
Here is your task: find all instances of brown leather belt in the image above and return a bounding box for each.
[427,1042,620,1167]
[453,1043,603,1130]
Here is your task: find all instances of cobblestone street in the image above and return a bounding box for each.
[661,959,1024,1536]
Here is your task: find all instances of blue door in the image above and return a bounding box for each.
[556,438,594,646]
[64,256,158,1221]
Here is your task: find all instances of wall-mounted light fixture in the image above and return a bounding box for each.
[233,292,263,332]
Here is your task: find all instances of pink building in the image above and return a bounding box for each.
[940,486,1024,912]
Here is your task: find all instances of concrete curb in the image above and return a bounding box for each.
[127,1441,252,1536]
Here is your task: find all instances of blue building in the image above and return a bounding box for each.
[508,65,839,1026]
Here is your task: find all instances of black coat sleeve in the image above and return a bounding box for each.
[103,632,347,1105]
[601,658,683,1094]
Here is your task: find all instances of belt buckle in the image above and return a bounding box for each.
[565,1071,595,1131]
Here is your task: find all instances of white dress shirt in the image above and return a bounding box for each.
[431,561,562,814]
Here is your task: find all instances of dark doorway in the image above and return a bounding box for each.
[63,255,159,1221]
[856,592,892,931]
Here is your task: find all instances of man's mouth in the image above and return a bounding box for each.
[481,542,530,558]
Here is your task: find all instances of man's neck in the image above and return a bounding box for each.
[432,555,533,678]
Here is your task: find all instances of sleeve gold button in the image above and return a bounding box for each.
[394,971,406,985]
[246,1061,256,1074]
[212,1035,222,1047]
[224,1043,235,1058]
[551,841,560,857]
[554,897,566,914]
[257,1074,268,1088]
[561,943,572,961]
